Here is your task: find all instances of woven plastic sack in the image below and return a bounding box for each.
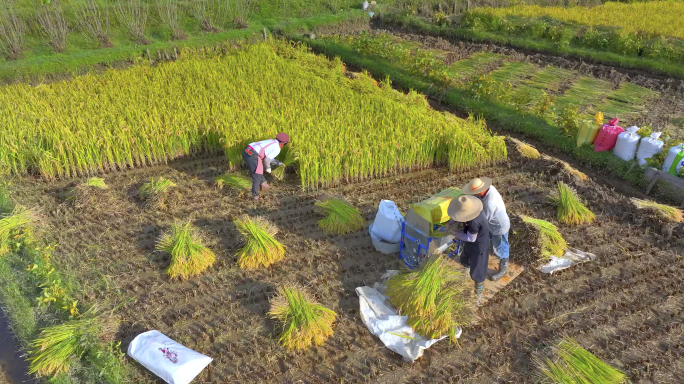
[371,200,404,243]
[636,132,663,166]
[594,118,624,152]
[576,112,603,147]
[127,330,212,384]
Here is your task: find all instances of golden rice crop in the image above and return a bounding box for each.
[0,205,35,255]
[478,2,684,38]
[156,221,216,279]
[269,285,336,351]
[234,215,285,269]
[0,41,505,188]
[214,173,252,193]
[386,255,475,341]
[631,198,683,223]
[314,197,365,235]
[511,137,540,159]
[534,338,627,384]
[521,215,567,260]
[549,182,595,226]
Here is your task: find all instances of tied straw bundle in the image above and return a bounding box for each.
[549,182,596,226]
[521,215,567,260]
[315,197,365,235]
[234,215,285,269]
[157,222,216,279]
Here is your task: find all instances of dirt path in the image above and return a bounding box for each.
[6,138,683,383]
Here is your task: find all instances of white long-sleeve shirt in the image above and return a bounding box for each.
[480,185,510,236]
[248,139,281,172]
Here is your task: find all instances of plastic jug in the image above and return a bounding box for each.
[636,132,663,166]
[594,118,624,152]
[613,126,640,161]
[662,143,684,175]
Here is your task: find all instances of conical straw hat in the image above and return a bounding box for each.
[461,177,492,195]
[447,195,483,223]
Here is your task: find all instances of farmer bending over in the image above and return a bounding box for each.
[461,177,510,281]
[447,195,490,303]
[242,133,290,201]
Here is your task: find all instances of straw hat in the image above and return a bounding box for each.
[447,195,483,223]
[461,177,492,195]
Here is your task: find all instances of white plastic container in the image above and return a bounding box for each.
[613,126,640,161]
[636,132,663,166]
[662,143,684,173]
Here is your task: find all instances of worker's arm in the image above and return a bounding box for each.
[263,157,284,173]
[452,221,478,242]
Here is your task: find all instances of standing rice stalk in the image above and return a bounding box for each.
[234,215,285,269]
[75,0,112,48]
[36,1,69,53]
[315,198,365,235]
[157,222,216,279]
[115,0,149,44]
[0,7,25,60]
[631,198,683,223]
[534,338,627,384]
[386,256,475,341]
[521,216,567,260]
[549,182,595,226]
[138,177,176,209]
[214,173,251,193]
[0,205,35,255]
[269,286,336,351]
[156,0,186,40]
[27,317,100,377]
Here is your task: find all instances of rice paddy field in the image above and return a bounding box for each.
[1,9,684,384]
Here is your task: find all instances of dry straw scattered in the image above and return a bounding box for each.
[139,177,176,209]
[549,182,596,225]
[157,222,216,279]
[315,197,365,235]
[521,215,567,260]
[234,215,285,269]
[386,256,475,341]
[269,286,336,351]
[631,198,683,223]
[534,338,627,384]
[67,177,110,208]
[511,137,540,159]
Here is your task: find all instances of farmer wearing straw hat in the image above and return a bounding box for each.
[243,133,290,201]
[447,195,490,302]
[461,177,511,281]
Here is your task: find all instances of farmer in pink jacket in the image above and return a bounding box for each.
[242,133,289,200]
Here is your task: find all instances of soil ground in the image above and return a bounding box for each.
[6,138,684,383]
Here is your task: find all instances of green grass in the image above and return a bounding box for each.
[269,285,336,351]
[385,255,475,341]
[554,76,613,114]
[535,338,627,384]
[234,215,285,269]
[518,66,577,100]
[215,173,252,193]
[447,51,503,79]
[314,197,365,235]
[521,215,567,260]
[549,182,596,226]
[488,61,536,84]
[595,83,658,119]
[157,221,216,279]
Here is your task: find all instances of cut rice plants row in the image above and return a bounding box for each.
[215,173,252,194]
[315,197,365,235]
[631,198,683,223]
[521,215,567,260]
[269,286,336,351]
[535,338,627,384]
[0,40,505,189]
[386,256,475,341]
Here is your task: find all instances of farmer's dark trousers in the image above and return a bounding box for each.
[242,148,264,197]
[460,246,490,283]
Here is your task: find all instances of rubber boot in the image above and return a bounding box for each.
[474,281,484,304]
[491,258,509,281]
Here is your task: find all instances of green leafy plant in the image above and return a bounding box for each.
[234,215,285,269]
[214,173,252,193]
[386,255,475,341]
[139,177,176,209]
[631,198,683,223]
[521,215,567,260]
[549,182,595,226]
[269,286,336,351]
[534,91,556,120]
[314,197,365,235]
[535,338,627,384]
[554,104,579,138]
[157,222,216,279]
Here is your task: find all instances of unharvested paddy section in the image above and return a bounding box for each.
[0,41,504,187]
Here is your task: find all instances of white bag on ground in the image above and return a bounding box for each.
[370,200,404,244]
[636,132,663,166]
[355,271,460,362]
[127,330,212,384]
[613,126,640,161]
[540,248,596,274]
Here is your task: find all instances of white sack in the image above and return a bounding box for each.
[127,330,212,384]
[371,200,404,243]
[636,132,663,166]
[540,248,596,274]
[355,271,460,362]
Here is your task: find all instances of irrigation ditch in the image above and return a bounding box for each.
[0,307,34,384]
